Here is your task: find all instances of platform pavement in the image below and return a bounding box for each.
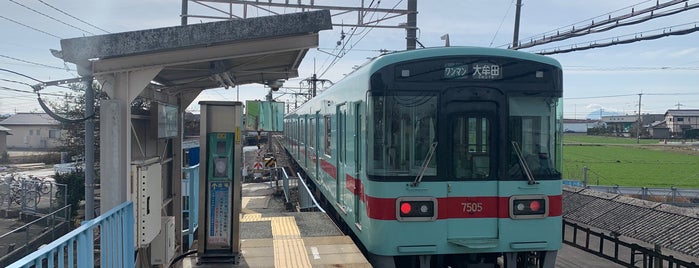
[182,182,370,268]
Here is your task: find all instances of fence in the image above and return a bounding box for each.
[182,164,199,250]
[563,220,698,268]
[563,180,699,206]
[269,166,323,212]
[0,205,72,266]
[8,201,134,268]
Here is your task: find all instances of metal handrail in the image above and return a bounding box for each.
[8,201,135,268]
[296,172,325,213]
[0,205,71,240]
[563,220,698,268]
[182,164,200,249]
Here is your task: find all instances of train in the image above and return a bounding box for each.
[281,47,563,268]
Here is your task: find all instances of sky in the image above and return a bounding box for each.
[1,0,698,119]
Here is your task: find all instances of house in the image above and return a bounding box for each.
[600,114,664,136]
[664,109,699,137]
[0,126,10,153]
[0,113,63,150]
[647,120,670,139]
[562,119,602,133]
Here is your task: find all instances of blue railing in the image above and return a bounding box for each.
[8,202,135,268]
[182,164,199,249]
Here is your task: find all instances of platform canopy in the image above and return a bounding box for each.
[59,10,332,94]
[53,10,332,216]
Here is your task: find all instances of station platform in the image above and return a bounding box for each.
[182,182,370,268]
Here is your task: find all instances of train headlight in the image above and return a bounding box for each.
[396,197,437,222]
[509,195,548,219]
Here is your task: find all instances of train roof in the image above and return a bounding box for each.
[365,47,562,74]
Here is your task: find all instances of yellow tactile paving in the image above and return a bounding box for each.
[240,209,312,267]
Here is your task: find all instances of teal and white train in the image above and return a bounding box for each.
[282,47,563,268]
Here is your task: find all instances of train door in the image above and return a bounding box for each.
[353,102,363,227]
[336,104,347,206]
[314,111,321,182]
[445,100,500,246]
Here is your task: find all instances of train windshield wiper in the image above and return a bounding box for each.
[511,141,537,185]
[410,142,438,187]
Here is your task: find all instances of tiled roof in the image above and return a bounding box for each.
[563,186,699,257]
[0,113,59,126]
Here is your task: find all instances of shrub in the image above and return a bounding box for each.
[0,151,8,164]
[54,169,85,218]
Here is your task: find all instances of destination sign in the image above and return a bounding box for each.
[443,62,502,80]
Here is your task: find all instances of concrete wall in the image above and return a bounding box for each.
[3,125,62,150]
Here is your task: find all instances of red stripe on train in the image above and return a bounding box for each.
[320,159,337,180]
[366,195,562,220]
[293,153,562,220]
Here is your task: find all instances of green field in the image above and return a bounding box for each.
[562,135,699,188]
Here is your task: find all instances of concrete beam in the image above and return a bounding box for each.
[91,33,318,76]
[59,10,332,64]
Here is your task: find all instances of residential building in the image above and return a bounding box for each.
[664,109,699,137]
[647,120,670,139]
[601,114,664,136]
[562,119,602,133]
[0,113,63,150]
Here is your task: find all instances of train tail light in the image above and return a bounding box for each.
[396,197,437,222]
[509,195,549,219]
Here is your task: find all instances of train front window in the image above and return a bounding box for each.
[453,116,491,179]
[508,96,562,179]
[368,93,438,178]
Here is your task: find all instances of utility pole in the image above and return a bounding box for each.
[637,93,642,144]
[512,0,523,48]
[312,74,317,97]
[406,0,418,50]
[84,77,95,220]
[181,0,188,26]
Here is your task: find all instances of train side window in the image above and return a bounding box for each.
[325,115,332,156]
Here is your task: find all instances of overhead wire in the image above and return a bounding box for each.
[0,15,62,39]
[533,21,699,55]
[9,0,95,35]
[0,54,72,71]
[515,0,655,45]
[516,2,699,50]
[317,1,380,77]
[489,0,516,47]
[319,0,405,78]
[36,0,111,34]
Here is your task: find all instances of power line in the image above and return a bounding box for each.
[319,0,405,78]
[0,86,65,97]
[565,66,699,71]
[565,92,699,100]
[9,0,95,35]
[489,0,516,47]
[36,0,111,34]
[0,15,62,39]
[512,0,699,50]
[515,0,655,46]
[533,21,699,55]
[0,54,71,71]
[0,68,45,83]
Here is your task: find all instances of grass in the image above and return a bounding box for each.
[562,135,699,188]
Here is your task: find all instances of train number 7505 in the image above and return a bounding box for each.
[461,202,483,213]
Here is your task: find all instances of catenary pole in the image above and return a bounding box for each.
[84,77,95,220]
[512,0,523,48]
